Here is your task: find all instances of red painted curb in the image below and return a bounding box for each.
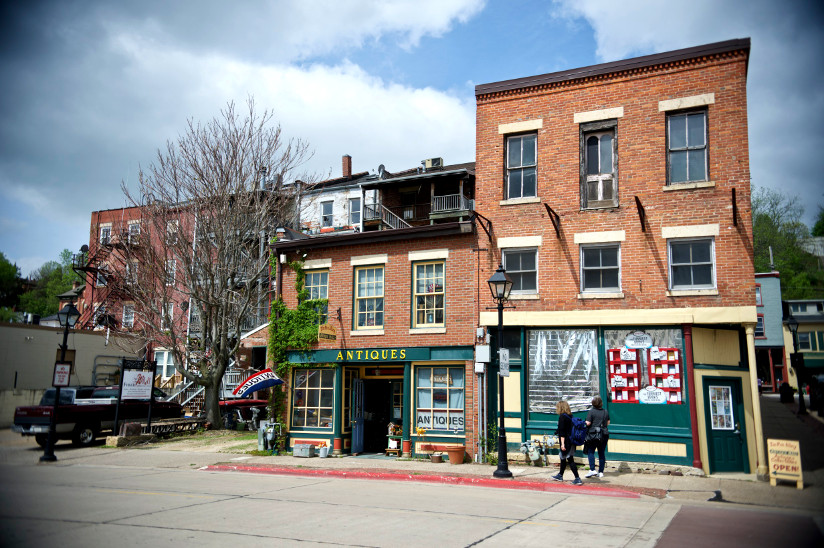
[202,465,640,498]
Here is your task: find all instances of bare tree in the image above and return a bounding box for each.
[110,99,315,427]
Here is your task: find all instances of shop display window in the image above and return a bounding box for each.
[415,366,464,432]
[292,368,334,428]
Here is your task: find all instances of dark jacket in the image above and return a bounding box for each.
[557,412,573,445]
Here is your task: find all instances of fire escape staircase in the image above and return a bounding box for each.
[164,360,246,416]
[364,203,412,230]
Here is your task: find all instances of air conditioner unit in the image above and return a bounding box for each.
[425,157,443,169]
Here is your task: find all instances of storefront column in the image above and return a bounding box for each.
[332,366,343,456]
[745,323,769,479]
[402,362,412,457]
[683,324,703,470]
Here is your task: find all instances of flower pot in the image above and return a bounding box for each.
[446,445,466,464]
[430,454,443,463]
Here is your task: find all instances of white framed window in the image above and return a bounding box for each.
[95,263,108,287]
[755,314,765,338]
[349,197,361,226]
[798,332,812,351]
[166,220,179,244]
[122,304,135,328]
[581,244,620,292]
[355,265,384,329]
[321,201,333,228]
[668,111,707,183]
[291,369,334,428]
[165,259,176,286]
[415,366,464,432]
[583,129,617,208]
[413,261,445,328]
[99,226,111,245]
[161,303,173,330]
[506,133,537,199]
[668,238,715,290]
[153,349,176,378]
[128,221,140,244]
[755,284,762,306]
[125,261,138,285]
[502,249,537,294]
[305,269,328,324]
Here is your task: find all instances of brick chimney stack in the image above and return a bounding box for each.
[342,155,352,179]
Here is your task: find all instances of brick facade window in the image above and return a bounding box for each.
[355,265,384,329]
[122,304,135,328]
[154,349,176,378]
[581,244,620,292]
[667,111,707,183]
[305,269,328,324]
[580,120,618,209]
[292,368,334,428]
[668,238,715,290]
[503,249,537,294]
[413,261,444,328]
[99,226,111,245]
[506,133,537,199]
[166,220,179,244]
[165,259,176,286]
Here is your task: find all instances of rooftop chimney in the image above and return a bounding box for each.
[342,155,352,179]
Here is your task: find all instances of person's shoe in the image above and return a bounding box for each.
[585,470,598,478]
[551,473,564,481]
[598,472,604,478]
[571,478,583,485]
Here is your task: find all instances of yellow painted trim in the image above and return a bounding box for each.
[480,306,757,327]
[503,372,520,413]
[693,327,740,366]
[609,439,687,457]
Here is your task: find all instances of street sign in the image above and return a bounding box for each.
[53,362,71,387]
[499,348,510,377]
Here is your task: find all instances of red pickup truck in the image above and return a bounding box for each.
[12,385,183,447]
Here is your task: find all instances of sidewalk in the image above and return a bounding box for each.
[194,392,824,513]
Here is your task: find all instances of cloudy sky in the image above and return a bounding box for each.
[1,0,822,276]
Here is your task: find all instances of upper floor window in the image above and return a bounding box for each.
[128,221,140,244]
[581,244,620,292]
[154,349,176,378]
[582,129,617,208]
[165,259,176,286]
[502,249,537,294]
[95,263,108,287]
[798,332,812,351]
[99,226,111,245]
[668,111,707,183]
[668,238,715,290]
[125,261,138,285]
[122,304,135,328]
[506,134,537,199]
[355,266,384,329]
[321,201,334,228]
[305,269,328,324]
[755,314,765,338]
[755,284,762,306]
[166,220,179,245]
[349,198,361,226]
[161,302,173,331]
[413,261,445,328]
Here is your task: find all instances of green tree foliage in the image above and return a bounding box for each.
[0,251,21,308]
[17,249,81,317]
[812,207,824,237]
[752,186,824,298]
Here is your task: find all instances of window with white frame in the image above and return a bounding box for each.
[582,127,617,208]
[161,302,173,330]
[165,259,176,286]
[798,332,812,351]
[668,238,715,290]
[413,261,445,327]
[502,249,537,294]
[506,133,537,199]
[755,284,762,306]
[166,220,179,244]
[355,265,384,329]
[755,314,765,338]
[153,349,176,378]
[321,201,333,228]
[127,221,140,244]
[99,226,111,245]
[668,111,707,183]
[122,304,135,328]
[291,369,334,428]
[349,197,361,226]
[95,263,108,287]
[415,366,464,432]
[305,269,328,324]
[581,244,620,292]
[125,261,138,285]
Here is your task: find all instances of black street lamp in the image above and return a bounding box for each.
[41,302,81,462]
[488,264,513,479]
[787,315,807,416]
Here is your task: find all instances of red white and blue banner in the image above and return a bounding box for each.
[232,368,284,398]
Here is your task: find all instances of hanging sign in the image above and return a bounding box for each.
[639,385,667,404]
[318,324,337,341]
[625,331,654,349]
[122,370,153,400]
[499,348,510,377]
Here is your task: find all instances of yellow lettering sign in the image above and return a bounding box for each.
[400,349,406,359]
[370,350,379,360]
[391,349,397,359]
[347,351,353,360]
[336,351,343,361]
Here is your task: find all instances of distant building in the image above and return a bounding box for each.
[754,272,787,392]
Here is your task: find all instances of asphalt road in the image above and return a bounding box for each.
[0,436,822,547]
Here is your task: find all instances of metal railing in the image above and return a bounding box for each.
[363,203,412,230]
[432,194,474,213]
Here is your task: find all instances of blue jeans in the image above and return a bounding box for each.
[586,436,608,473]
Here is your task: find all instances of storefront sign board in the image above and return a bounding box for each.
[767,438,803,489]
[639,385,667,404]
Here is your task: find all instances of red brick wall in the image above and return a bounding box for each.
[475,51,753,313]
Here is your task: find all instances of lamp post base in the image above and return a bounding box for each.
[39,454,57,462]
[493,466,513,478]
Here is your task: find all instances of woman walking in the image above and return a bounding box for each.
[584,396,610,478]
[551,400,583,485]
